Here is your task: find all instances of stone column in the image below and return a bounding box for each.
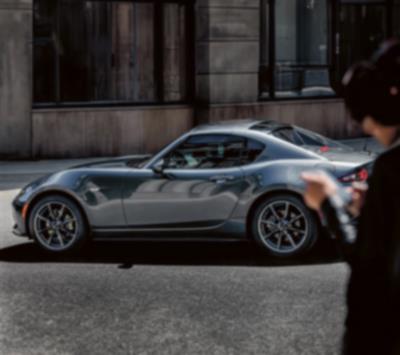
[195,0,260,105]
[0,0,32,158]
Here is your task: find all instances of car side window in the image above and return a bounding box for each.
[272,128,303,146]
[296,129,344,149]
[162,134,265,169]
[240,138,265,165]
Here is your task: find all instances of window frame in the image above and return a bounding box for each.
[32,0,195,108]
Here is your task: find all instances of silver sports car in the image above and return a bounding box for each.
[12,120,374,258]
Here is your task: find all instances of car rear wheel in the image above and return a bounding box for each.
[29,195,88,254]
[251,194,318,258]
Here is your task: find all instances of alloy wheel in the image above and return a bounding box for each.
[33,202,79,252]
[257,200,308,254]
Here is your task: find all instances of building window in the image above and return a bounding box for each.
[261,0,399,101]
[335,0,387,85]
[260,0,334,99]
[33,0,191,106]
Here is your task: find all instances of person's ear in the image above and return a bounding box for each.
[390,86,399,96]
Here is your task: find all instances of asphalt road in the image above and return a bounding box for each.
[0,178,349,355]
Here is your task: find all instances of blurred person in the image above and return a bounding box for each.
[302,39,400,355]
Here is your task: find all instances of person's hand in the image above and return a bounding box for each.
[301,171,339,211]
[346,182,368,217]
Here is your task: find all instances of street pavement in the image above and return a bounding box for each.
[0,139,379,355]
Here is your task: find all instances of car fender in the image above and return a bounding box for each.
[21,169,127,229]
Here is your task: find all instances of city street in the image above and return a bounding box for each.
[0,170,348,355]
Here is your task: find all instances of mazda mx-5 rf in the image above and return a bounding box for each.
[12,119,374,258]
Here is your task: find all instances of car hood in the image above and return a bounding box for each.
[17,155,153,198]
[70,154,152,169]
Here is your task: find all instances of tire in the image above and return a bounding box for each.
[251,194,318,258]
[28,194,88,254]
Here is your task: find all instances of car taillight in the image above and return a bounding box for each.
[339,168,369,183]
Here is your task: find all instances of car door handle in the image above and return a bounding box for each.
[209,175,236,184]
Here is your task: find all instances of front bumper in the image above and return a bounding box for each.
[12,223,26,237]
[12,199,28,237]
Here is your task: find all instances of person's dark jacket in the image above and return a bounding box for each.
[321,143,400,355]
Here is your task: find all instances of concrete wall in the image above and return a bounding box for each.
[197,99,362,139]
[32,100,359,158]
[196,0,260,103]
[32,106,194,158]
[0,0,32,158]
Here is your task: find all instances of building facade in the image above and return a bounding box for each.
[1,0,399,158]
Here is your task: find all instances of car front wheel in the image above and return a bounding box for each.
[28,195,88,254]
[251,194,318,258]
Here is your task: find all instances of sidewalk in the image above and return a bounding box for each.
[0,158,108,189]
[0,158,104,176]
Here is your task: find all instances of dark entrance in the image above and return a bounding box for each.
[336,1,388,82]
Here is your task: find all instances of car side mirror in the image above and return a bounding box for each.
[152,165,164,175]
[152,162,175,179]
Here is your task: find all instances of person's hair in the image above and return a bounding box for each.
[341,39,400,126]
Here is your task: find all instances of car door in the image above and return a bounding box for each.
[122,134,261,229]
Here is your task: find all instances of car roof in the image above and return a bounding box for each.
[190,119,291,134]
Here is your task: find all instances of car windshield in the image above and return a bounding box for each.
[134,139,178,169]
[134,157,153,168]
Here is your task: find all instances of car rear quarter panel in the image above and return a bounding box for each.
[230,159,329,220]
